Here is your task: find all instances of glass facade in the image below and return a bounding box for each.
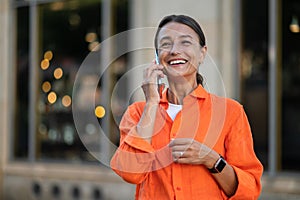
[14,0,128,162]
[242,0,300,172]
[282,0,300,171]
[242,0,269,169]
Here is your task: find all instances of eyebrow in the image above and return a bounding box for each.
[178,35,193,39]
[159,35,194,42]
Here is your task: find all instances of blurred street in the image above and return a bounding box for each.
[260,193,300,200]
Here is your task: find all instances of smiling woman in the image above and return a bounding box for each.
[111,14,263,200]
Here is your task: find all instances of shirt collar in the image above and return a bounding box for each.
[190,84,209,99]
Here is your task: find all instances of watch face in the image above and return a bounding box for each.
[216,158,226,172]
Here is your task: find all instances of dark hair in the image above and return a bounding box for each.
[154,15,205,85]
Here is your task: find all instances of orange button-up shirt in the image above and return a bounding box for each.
[110,85,263,200]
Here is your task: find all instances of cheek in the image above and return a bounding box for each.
[190,54,201,68]
[159,51,169,64]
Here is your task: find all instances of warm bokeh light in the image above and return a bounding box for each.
[290,16,300,33]
[69,14,81,27]
[85,32,97,43]
[95,106,105,118]
[44,50,53,61]
[50,2,64,11]
[42,81,51,93]
[54,68,63,79]
[41,59,50,70]
[290,24,300,33]
[62,95,72,107]
[88,41,100,51]
[38,124,47,135]
[48,91,57,104]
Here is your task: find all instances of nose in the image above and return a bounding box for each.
[169,42,181,55]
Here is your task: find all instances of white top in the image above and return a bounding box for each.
[166,103,183,121]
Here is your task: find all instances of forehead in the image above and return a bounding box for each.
[157,22,199,41]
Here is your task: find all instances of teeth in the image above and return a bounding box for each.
[170,60,187,65]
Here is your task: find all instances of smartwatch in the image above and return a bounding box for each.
[208,155,226,173]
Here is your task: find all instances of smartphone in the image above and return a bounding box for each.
[155,51,163,98]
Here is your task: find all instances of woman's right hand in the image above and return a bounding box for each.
[142,60,165,103]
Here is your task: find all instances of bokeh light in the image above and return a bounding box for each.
[41,59,50,70]
[48,91,57,104]
[95,106,105,118]
[42,81,51,93]
[85,32,97,43]
[62,95,72,107]
[44,50,53,61]
[88,41,100,51]
[54,68,63,79]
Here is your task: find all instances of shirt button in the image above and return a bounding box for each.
[176,187,181,191]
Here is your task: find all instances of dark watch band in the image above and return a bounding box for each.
[208,155,226,173]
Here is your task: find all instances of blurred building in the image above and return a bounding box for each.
[0,0,300,199]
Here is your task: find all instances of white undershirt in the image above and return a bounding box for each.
[166,103,183,121]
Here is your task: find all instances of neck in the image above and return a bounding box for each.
[167,80,197,104]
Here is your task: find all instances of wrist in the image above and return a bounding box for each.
[205,151,220,169]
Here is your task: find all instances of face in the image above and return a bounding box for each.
[156,22,206,83]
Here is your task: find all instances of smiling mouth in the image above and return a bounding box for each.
[168,59,188,65]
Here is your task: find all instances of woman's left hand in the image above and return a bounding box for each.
[169,138,219,168]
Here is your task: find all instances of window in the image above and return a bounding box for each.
[242,0,300,172]
[14,0,128,163]
[242,0,269,169]
[282,0,300,171]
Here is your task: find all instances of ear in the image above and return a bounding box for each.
[199,45,207,64]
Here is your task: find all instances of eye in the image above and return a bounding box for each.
[160,42,172,49]
[181,40,192,46]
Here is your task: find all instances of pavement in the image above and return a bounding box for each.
[259,173,300,200]
[260,192,300,200]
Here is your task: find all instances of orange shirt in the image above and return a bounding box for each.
[110,85,263,200]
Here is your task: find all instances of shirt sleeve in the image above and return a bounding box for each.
[110,103,156,184]
[223,103,263,199]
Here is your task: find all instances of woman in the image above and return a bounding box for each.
[111,14,263,199]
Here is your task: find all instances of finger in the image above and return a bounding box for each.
[145,64,163,79]
[172,151,185,161]
[169,138,193,147]
[170,145,187,152]
[175,157,190,164]
[150,60,164,72]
